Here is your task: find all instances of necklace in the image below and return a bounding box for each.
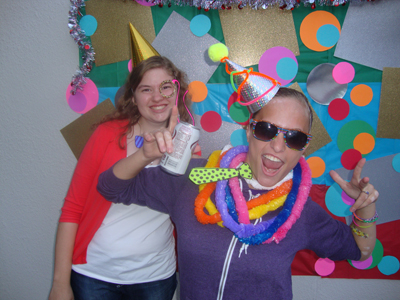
[194,145,312,245]
[194,149,292,225]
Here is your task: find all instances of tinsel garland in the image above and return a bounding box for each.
[68,0,375,93]
[68,0,95,95]
[138,0,375,10]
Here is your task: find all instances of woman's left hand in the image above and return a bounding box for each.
[329,158,379,213]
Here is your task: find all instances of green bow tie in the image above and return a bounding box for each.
[189,163,252,185]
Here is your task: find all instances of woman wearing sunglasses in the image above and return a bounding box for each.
[49,56,198,300]
[97,84,377,299]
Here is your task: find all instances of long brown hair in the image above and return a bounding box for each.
[99,56,193,148]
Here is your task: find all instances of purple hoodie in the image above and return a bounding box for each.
[98,159,360,300]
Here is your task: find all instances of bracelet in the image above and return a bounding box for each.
[352,216,375,228]
[353,210,378,223]
[350,222,369,239]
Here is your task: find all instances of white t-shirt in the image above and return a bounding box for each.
[73,166,176,284]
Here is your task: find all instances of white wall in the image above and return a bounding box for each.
[0,1,398,299]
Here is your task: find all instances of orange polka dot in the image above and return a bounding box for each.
[306,156,326,178]
[300,11,341,52]
[350,84,373,106]
[353,132,375,155]
[188,81,208,103]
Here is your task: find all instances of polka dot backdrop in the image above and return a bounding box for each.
[190,15,211,37]
[325,182,352,217]
[258,46,298,86]
[349,239,384,270]
[66,78,99,114]
[67,4,400,279]
[328,98,350,121]
[332,62,355,84]
[227,92,250,126]
[200,111,222,133]
[315,258,335,276]
[300,11,341,52]
[350,84,373,106]
[306,156,325,178]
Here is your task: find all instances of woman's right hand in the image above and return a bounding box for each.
[141,106,179,160]
[48,283,74,300]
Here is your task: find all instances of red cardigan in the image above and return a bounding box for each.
[60,120,128,264]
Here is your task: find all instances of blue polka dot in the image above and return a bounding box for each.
[392,153,400,173]
[316,24,340,48]
[230,129,248,147]
[276,57,298,81]
[79,15,98,37]
[325,182,352,217]
[190,15,211,37]
[378,256,400,276]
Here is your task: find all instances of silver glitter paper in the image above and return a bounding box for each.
[334,153,400,225]
[152,11,220,84]
[193,114,243,159]
[225,59,280,113]
[334,0,400,71]
[306,63,347,105]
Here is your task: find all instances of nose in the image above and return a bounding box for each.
[270,132,286,153]
[153,89,164,101]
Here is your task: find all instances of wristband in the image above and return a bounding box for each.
[350,222,369,239]
[352,216,375,228]
[353,210,378,223]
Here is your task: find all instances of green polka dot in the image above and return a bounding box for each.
[348,239,383,269]
[229,102,250,123]
[337,121,376,157]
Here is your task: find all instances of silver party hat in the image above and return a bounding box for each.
[224,58,281,114]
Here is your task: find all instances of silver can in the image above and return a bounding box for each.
[160,121,200,176]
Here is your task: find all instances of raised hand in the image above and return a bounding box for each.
[141,106,179,160]
[329,158,379,213]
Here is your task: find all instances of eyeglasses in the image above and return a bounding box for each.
[159,80,177,98]
[251,119,312,151]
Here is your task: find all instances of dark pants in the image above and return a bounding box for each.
[71,270,177,300]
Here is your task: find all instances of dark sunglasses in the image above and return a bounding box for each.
[251,119,312,151]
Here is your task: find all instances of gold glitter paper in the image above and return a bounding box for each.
[289,83,331,157]
[219,6,299,67]
[86,0,155,66]
[376,68,400,139]
[61,99,115,159]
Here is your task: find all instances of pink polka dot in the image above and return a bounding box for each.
[352,255,373,270]
[341,191,355,206]
[67,92,87,112]
[200,111,222,132]
[315,258,335,276]
[258,46,298,86]
[66,78,99,114]
[128,59,133,72]
[332,62,355,84]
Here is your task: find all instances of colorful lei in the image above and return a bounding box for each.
[194,145,312,245]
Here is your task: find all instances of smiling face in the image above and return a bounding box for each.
[245,96,311,187]
[133,67,176,128]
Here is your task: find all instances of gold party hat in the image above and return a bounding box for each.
[129,23,160,67]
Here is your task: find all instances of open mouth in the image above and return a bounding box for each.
[262,154,283,174]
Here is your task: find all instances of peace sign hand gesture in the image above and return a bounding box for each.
[329,158,379,213]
